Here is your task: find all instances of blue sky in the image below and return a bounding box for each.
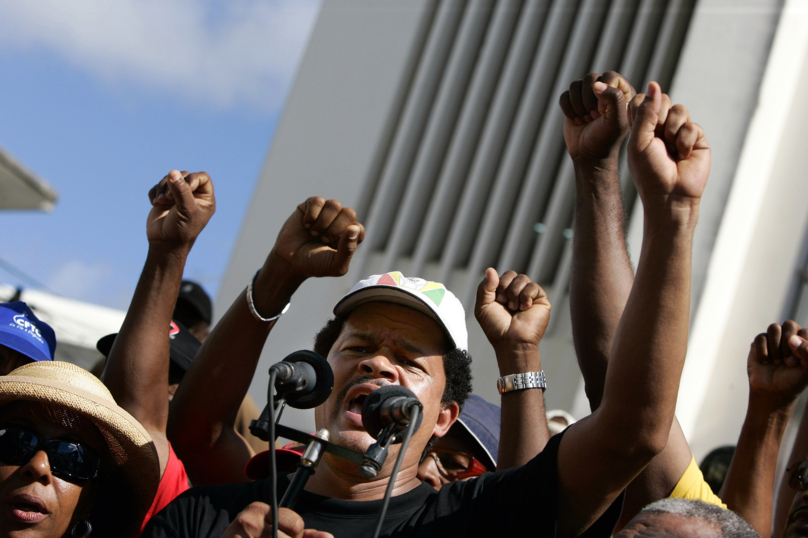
[0,0,320,310]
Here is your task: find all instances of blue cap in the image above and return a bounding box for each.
[456,395,500,470]
[0,302,56,363]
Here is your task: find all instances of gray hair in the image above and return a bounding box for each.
[640,499,759,538]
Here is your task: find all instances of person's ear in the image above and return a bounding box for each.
[432,401,460,438]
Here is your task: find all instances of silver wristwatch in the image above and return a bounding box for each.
[497,371,547,394]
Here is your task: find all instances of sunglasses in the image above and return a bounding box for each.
[788,460,808,491]
[0,425,100,482]
[430,449,489,480]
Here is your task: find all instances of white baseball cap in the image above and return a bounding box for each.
[333,271,468,353]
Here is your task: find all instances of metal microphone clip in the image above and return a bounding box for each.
[249,398,287,442]
[280,428,330,509]
[359,425,399,478]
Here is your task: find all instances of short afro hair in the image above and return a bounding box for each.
[639,499,759,538]
[313,316,472,408]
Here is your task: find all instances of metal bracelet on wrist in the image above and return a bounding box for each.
[246,270,290,323]
[497,371,547,394]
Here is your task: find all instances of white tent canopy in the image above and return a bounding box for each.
[0,284,125,371]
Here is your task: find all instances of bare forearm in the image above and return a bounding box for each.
[570,160,694,528]
[167,255,305,479]
[496,346,548,470]
[569,159,634,410]
[601,212,697,453]
[774,396,808,538]
[102,246,188,429]
[727,395,794,536]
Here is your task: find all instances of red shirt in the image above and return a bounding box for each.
[140,442,190,533]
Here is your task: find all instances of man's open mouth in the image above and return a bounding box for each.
[346,393,369,415]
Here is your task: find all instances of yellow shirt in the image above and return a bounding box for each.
[670,455,727,509]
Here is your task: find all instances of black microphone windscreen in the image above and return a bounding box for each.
[281,350,334,409]
[361,385,417,440]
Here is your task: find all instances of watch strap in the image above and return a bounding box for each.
[497,371,547,394]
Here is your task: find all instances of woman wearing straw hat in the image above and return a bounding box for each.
[0,361,159,538]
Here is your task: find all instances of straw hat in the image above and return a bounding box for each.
[0,361,160,536]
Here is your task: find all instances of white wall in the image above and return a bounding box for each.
[679,0,808,460]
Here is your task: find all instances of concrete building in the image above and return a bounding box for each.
[217,0,808,465]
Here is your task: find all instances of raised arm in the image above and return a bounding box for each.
[775,399,808,538]
[736,322,808,537]
[740,320,808,536]
[562,71,636,408]
[562,73,698,527]
[556,81,711,537]
[167,197,364,485]
[101,170,215,473]
[474,269,552,470]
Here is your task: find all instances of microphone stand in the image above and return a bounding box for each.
[370,406,421,538]
[280,429,329,509]
[267,371,280,538]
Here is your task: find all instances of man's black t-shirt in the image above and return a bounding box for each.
[142,432,622,537]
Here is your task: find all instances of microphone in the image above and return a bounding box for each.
[359,385,423,478]
[250,350,334,443]
[270,350,334,409]
[361,385,423,439]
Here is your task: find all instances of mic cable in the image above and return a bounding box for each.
[267,368,280,538]
[370,406,421,538]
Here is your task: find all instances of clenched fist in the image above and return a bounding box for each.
[475,268,551,373]
[147,170,216,251]
[559,71,635,164]
[627,82,711,215]
[748,321,808,407]
[268,197,365,280]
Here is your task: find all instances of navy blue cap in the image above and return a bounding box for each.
[0,302,56,363]
[456,395,500,470]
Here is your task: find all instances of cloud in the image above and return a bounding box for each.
[48,259,114,303]
[0,0,321,114]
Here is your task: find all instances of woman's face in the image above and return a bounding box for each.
[0,404,98,538]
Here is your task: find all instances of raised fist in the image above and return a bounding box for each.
[268,197,365,280]
[559,71,635,163]
[147,170,216,250]
[627,82,711,211]
[748,321,808,406]
[475,268,551,357]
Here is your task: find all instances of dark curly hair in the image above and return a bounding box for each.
[313,316,472,408]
